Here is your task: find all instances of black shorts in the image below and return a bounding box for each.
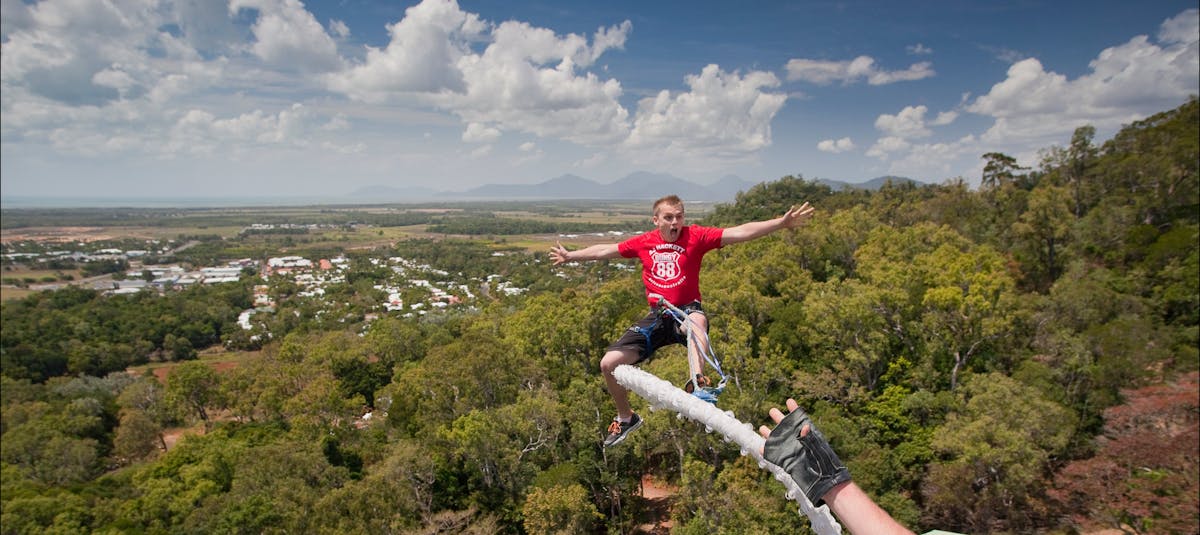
[607,301,706,363]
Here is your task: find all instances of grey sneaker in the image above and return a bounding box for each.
[603,413,642,448]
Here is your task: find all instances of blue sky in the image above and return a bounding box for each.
[1,0,1196,199]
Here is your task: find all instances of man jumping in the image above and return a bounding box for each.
[550,195,815,447]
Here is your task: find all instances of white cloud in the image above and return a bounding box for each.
[12,1,1186,196]
[92,68,138,95]
[326,0,485,99]
[868,104,958,164]
[1158,8,1198,44]
[573,151,608,169]
[0,0,183,106]
[883,135,978,179]
[322,114,351,132]
[230,0,342,73]
[932,111,958,126]
[462,122,501,142]
[866,136,910,159]
[625,64,786,166]
[875,105,934,139]
[514,141,543,164]
[1,0,798,196]
[0,1,35,36]
[326,0,634,147]
[163,103,358,159]
[330,19,350,39]
[469,144,493,158]
[908,43,933,55]
[785,55,934,85]
[861,9,1197,184]
[817,137,855,153]
[968,8,1198,146]
[443,18,633,146]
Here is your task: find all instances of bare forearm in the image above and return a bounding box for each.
[722,217,786,244]
[824,482,914,535]
[722,203,814,245]
[552,242,619,264]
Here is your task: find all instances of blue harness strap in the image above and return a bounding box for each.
[635,313,663,360]
[649,294,728,404]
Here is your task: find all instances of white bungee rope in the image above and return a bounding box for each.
[613,364,842,535]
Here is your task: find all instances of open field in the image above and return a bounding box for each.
[2,267,84,280]
[0,267,88,301]
[0,224,247,243]
[0,287,36,301]
[128,347,260,383]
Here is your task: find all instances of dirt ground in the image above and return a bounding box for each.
[636,474,677,534]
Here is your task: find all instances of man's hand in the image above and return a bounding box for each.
[550,241,571,265]
[758,398,852,506]
[780,202,815,230]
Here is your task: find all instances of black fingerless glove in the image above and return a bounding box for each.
[763,408,852,506]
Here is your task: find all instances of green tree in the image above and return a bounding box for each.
[1011,184,1073,290]
[365,317,429,368]
[282,372,364,438]
[222,332,324,423]
[522,484,602,535]
[116,430,243,531]
[795,278,908,401]
[1098,96,1198,227]
[981,152,1027,191]
[918,242,1017,390]
[673,457,810,534]
[312,440,436,533]
[113,409,164,463]
[116,376,172,451]
[0,475,94,535]
[386,328,543,436]
[923,373,1074,532]
[166,361,222,430]
[442,389,563,505]
[188,441,349,534]
[1066,125,1099,217]
[164,333,197,361]
[1,421,99,485]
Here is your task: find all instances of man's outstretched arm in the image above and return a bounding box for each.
[550,241,621,265]
[721,202,815,245]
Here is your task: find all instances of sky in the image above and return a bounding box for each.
[1,0,1197,200]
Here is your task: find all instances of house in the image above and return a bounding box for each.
[201,267,242,279]
[267,256,312,269]
[113,279,149,291]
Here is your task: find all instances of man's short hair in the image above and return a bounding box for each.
[653,195,683,214]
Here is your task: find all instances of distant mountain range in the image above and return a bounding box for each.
[348,173,925,202]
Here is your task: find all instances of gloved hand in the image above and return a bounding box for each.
[763,407,852,506]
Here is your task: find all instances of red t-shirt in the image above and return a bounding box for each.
[618,225,725,306]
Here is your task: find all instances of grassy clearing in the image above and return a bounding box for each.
[128,347,261,383]
[137,225,247,240]
[0,287,37,301]
[2,267,83,280]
